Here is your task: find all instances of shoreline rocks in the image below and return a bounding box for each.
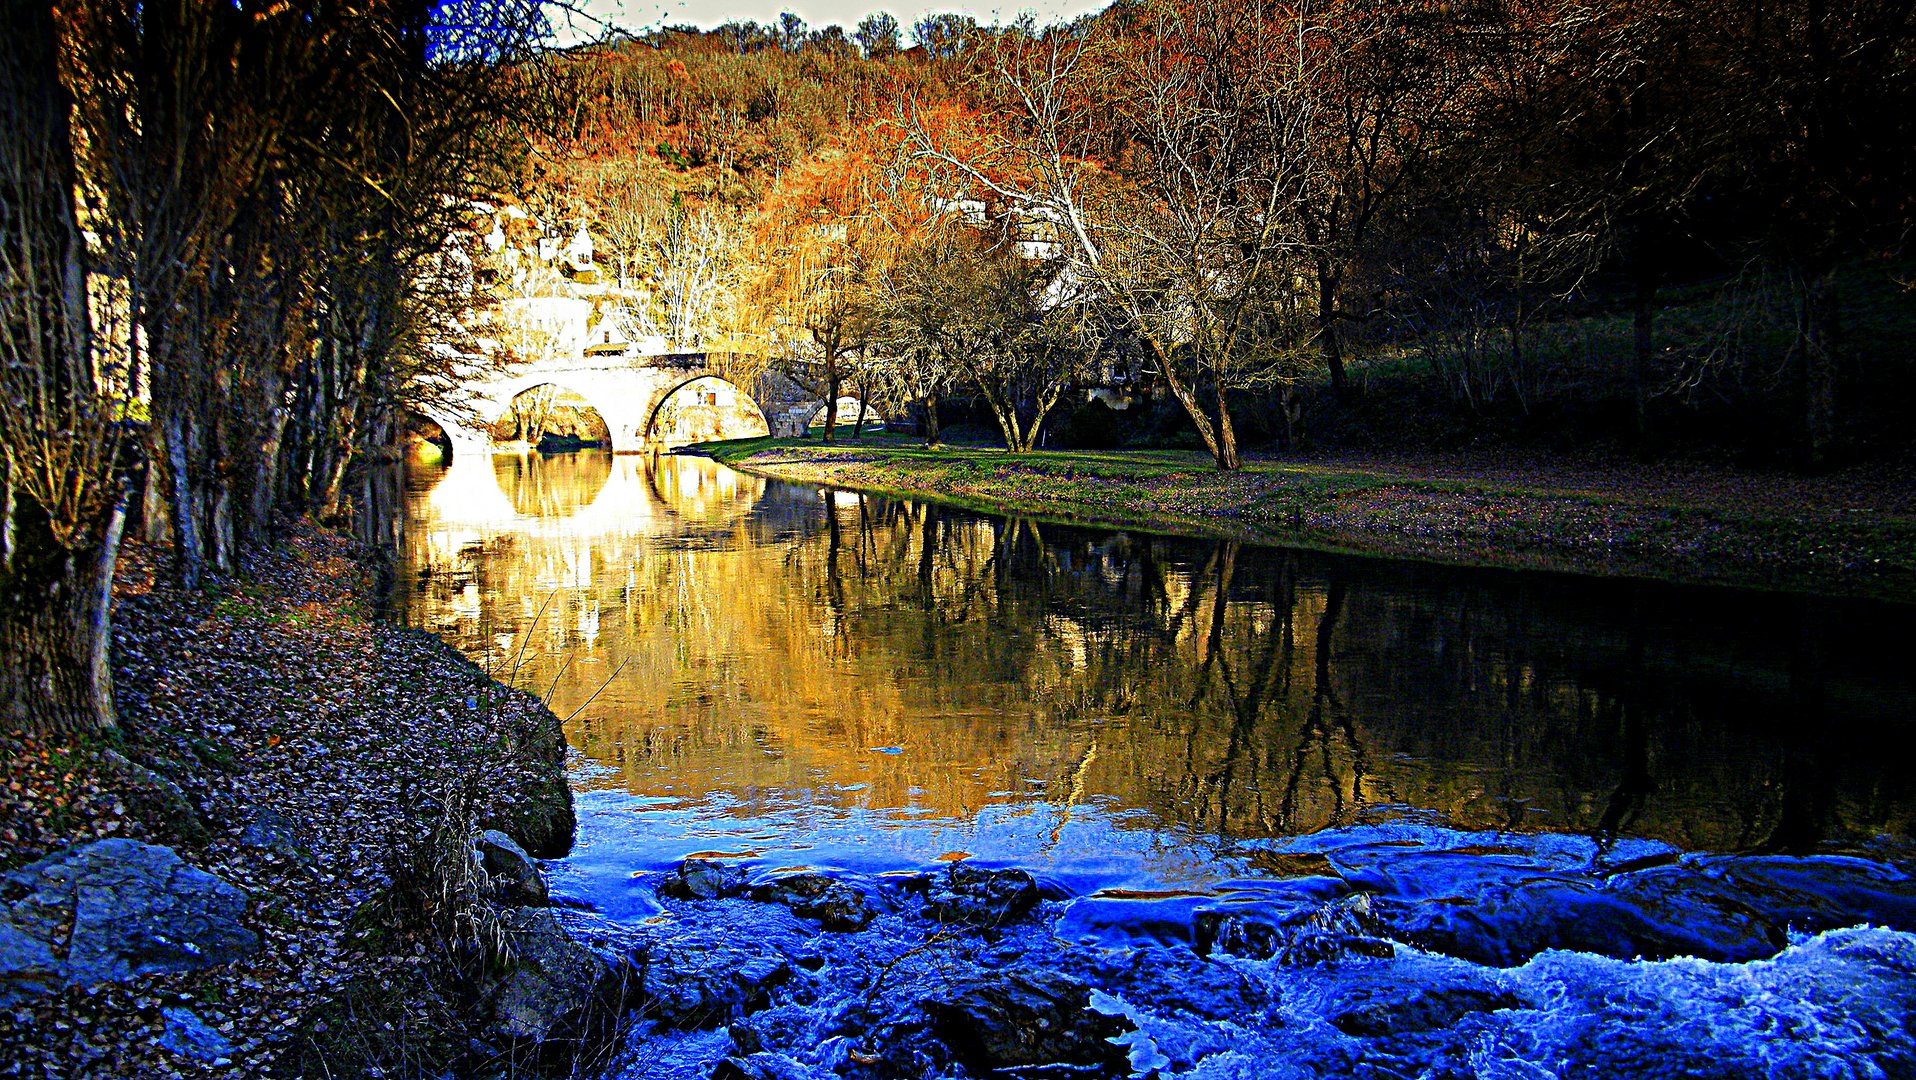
[0,525,598,1078]
[476,829,551,907]
[481,906,623,1047]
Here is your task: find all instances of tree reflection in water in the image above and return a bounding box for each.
[401,453,1916,886]
[492,450,612,519]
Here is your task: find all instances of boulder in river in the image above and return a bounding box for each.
[627,934,794,1028]
[1196,893,1393,965]
[754,873,875,931]
[922,971,1132,1077]
[0,839,258,1006]
[659,858,751,901]
[475,830,549,907]
[924,864,1043,928]
[1318,964,1520,1036]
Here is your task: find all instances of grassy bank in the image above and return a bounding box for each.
[0,527,579,1078]
[706,437,1916,602]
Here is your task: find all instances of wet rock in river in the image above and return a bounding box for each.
[925,864,1042,928]
[1318,964,1520,1037]
[923,971,1133,1078]
[1601,864,1784,962]
[1375,872,1800,968]
[1088,945,1267,1022]
[1375,884,1664,967]
[475,830,549,907]
[659,858,751,901]
[1697,854,1916,939]
[754,873,875,931]
[709,1051,812,1079]
[1197,893,1393,965]
[629,934,794,1027]
[482,906,620,1045]
[0,839,258,1006]
[728,1021,764,1055]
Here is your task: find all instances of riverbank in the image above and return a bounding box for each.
[0,526,584,1078]
[705,438,1916,602]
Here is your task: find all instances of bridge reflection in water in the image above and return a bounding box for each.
[399,453,1916,903]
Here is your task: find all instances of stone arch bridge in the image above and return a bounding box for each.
[419,352,852,458]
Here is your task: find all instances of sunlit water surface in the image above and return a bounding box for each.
[398,452,1916,921]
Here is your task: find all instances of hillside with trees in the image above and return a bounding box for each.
[522,0,1915,466]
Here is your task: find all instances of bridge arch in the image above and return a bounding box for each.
[643,374,771,449]
[489,381,614,452]
[404,412,455,464]
[413,404,489,464]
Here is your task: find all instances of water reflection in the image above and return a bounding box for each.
[493,450,612,518]
[400,454,1916,906]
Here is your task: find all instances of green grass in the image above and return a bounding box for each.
[704,436,1916,602]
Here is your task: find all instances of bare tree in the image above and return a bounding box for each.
[654,201,744,350]
[904,11,1317,467]
[855,13,902,59]
[0,1,129,735]
[884,226,1083,451]
[67,0,304,582]
[1284,2,1472,405]
[764,252,878,442]
[870,257,960,444]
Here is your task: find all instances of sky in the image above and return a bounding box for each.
[549,0,1111,43]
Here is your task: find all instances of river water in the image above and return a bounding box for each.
[401,451,1916,1078]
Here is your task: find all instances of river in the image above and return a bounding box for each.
[400,450,1916,1078]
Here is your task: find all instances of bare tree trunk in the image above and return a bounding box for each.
[1213,382,1241,471]
[1799,269,1840,468]
[852,374,870,438]
[921,393,941,446]
[1143,336,1225,463]
[158,400,208,588]
[0,0,130,739]
[1631,260,1656,456]
[1315,262,1353,404]
[821,361,841,443]
[315,320,373,519]
[985,389,1026,452]
[140,427,174,544]
[0,489,125,738]
[1279,385,1303,451]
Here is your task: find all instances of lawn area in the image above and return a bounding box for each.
[704,436,1916,602]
